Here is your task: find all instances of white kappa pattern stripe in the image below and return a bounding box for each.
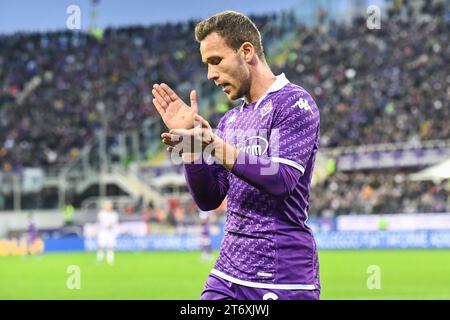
[271,157,305,175]
[211,269,316,290]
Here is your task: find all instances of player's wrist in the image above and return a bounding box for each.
[212,137,238,170]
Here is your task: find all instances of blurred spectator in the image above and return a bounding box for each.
[96,200,119,265]
[63,203,75,226]
[199,210,213,261]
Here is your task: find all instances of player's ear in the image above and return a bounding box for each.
[240,42,255,63]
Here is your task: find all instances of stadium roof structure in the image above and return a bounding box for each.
[409,159,450,182]
[151,172,186,187]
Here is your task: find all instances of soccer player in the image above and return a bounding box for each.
[96,200,119,265]
[26,213,40,256]
[152,11,320,300]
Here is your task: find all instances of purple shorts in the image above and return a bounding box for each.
[201,273,320,300]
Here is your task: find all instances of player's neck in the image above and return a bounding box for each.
[245,65,276,104]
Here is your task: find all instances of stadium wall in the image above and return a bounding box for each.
[315,230,450,250]
[42,234,224,252]
[3,230,450,257]
[37,230,450,253]
[3,213,450,255]
[0,210,64,238]
[3,230,450,256]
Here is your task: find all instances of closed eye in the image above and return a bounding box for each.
[206,57,222,66]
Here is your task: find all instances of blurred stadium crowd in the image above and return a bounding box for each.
[0,0,448,219]
[0,13,293,170]
[282,0,448,147]
[311,172,449,216]
[1,1,448,169]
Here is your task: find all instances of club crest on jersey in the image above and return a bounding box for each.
[291,97,313,113]
[260,100,273,117]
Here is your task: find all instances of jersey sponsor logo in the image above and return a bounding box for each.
[236,136,269,156]
[291,97,313,113]
[260,100,273,117]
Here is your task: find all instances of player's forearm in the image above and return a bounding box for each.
[183,162,228,211]
[211,136,239,171]
[210,137,301,199]
[230,152,302,200]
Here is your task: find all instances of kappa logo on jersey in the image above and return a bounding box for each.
[260,100,273,117]
[227,114,237,124]
[291,97,313,113]
[236,136,269,156]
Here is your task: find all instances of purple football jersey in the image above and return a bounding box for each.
[210,74,321,290]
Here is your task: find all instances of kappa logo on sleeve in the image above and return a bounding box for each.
[227,114,237,124]
[291,97,313,113]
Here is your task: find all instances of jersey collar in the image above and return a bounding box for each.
[240,73,290,112]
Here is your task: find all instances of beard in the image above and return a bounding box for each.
[229,73,251,101]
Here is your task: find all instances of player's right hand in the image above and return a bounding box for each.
[160,114,213,163]
[152,83,198,130]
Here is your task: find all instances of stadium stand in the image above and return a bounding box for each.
[0,0,448,224]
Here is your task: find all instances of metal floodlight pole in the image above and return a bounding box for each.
[99,104,108,201]
[132,130,140,164]
[58,171,66,209]
[13,172,21,212]
[90,0,98,31]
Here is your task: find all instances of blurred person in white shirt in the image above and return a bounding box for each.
[97,200,119,265]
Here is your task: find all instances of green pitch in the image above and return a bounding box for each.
[1,250,449,299]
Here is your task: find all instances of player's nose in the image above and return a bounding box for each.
[207,66,219,81]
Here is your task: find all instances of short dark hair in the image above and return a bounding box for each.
[195,11,265,60]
